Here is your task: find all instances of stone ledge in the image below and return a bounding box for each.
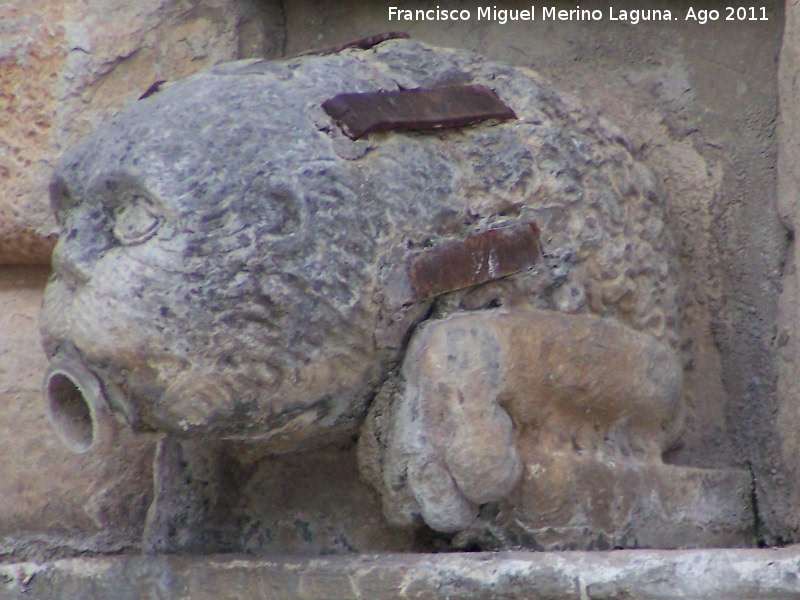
[3,548,800,599]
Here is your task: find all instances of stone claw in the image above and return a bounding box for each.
[372,314,524,533]
[361,307,684,536]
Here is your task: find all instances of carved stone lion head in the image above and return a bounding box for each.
[40,40,681,454]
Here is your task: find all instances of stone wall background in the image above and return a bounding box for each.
[0,0,284,266]
[0,0,794,559]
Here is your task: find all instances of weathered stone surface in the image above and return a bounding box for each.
[141,438,416,556]
[5,547,800,599]
[0,0,283,266]
[280,0,788,541]
[40,39,682,451]
[367,309,682,531]
[775,0,800,543]
[360,308,753,548]
[0,268,155,562]
[1,0,790,565]
[41,38,767,552]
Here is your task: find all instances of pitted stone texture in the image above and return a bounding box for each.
[775,0,800,544]
[141,439,415,556]
[363,309,683,532]
[466,460,754,551]
[0,269,155,563]
[0,0,282,265]
[6,548,800,599]
[360,308,752,549]
[41,40,683,454]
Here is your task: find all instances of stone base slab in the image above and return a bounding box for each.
[3,547,800,599]
[495,456,756,550]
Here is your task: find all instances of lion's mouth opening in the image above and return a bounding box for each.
[44,353,111,453]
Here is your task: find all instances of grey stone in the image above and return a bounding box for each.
[0,0,284,266]
[41,39,748,552]
[5,548,800,599]
[360,308,753,549]
[775,0,800,544]
[41,38,681,450]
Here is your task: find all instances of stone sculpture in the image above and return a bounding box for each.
[40,38,753,551]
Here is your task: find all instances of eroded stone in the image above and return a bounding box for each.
[41,39,683,451]
[39,39,727,552]
[358,308,748,549]
[6,548,800,599]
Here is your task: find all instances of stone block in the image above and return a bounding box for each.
[6,549,800,599]
[0,0,283,266]
[364,307,754,549]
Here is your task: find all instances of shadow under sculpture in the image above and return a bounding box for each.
[40,38,753,552]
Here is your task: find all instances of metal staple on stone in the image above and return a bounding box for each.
[322,84,517,139]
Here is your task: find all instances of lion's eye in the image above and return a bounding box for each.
[113,195,161,245]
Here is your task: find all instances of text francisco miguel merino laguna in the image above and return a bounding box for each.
[389,6,769,24]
